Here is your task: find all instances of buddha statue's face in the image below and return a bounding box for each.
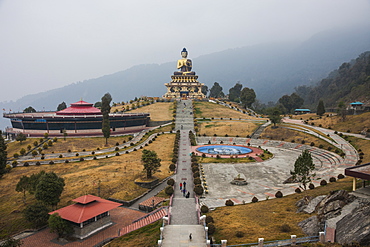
[181,51,188,58]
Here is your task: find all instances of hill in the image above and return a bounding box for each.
[296,51,370,108]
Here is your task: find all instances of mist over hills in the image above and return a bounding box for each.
[1,25,370,130]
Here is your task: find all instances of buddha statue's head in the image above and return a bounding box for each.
[181,48,188,58]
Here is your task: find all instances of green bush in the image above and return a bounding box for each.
[309,183,315,189]
[320,180,327,186]
[193,177,201,185]
[275,191,283,198]
[338,174,345,179]
[295,188,301,193]
[167,178,175,186]
[193,171,200,178]
[193,184,204,195]
[206,215,214,224]
[165,185,174,196]
[207,223,216,235]
[200,205,209,214]
[225,199,234,206]
[329,177,336,183]
[252,196,258,203]
[13,153,19,158]
[280,224,291,233]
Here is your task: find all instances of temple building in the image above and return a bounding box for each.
[3,100,150,137]
[49,195,122,239]
[164,48,206,99]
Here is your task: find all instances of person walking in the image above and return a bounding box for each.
[189,233,192,241]
[183,181,186,189]
[180,182,182,190]
[186,191,190,198]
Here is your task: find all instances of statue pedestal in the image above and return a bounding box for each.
[164,73,205,99]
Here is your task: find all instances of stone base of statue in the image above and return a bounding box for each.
[164,73,206,99]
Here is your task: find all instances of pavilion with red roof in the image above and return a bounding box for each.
[56,100,102,115]
[49,195,121,239]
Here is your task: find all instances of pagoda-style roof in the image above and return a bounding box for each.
[56,100,101,115]
[49,195,121,223]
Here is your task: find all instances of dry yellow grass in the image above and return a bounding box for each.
[0,133,175,237]
[197,120,261,137]
[194,101,265,120]
[210,177,354,245]
[116,102,174,121]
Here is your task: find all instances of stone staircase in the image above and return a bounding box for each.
[118,207,168,236]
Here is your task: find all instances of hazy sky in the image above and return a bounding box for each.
[1,0,370,102]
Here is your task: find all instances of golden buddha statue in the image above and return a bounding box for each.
[176,48,194,75]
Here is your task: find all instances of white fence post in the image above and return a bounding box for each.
[291,235,296,246]
[258,238,264,247]
[319,232,325,243]
[221,240,227,247]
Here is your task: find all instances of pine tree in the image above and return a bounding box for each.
[141,149,161,179]
[316,100,325,116]
[290,150,316,190]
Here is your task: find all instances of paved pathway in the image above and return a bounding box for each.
[161,100,207,247]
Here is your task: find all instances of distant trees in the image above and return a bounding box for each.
[201,85,209,97]
[316,100,325,116]
[228,82,243,102]
[0,131,7,177]
[278,93,304,114]
[290,150,315,191]
[209,82,224,98]
[57,102,67,111]
[240,87,256,109]
[16,133,27,144]
[23,106,36,113]
[141,149,161,179]
[101,93,112,145]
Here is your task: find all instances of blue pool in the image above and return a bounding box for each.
[196,145,252,155]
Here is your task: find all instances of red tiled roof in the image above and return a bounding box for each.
[49,195,121,223]
[56,100,101,115]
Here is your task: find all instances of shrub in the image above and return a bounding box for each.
[130,142,134,146]
[320,180,327,186]
[97,147,100,150]
[116,142,119,146]
[167,178,175,186]
[329,177,336,182]
[13,153,19,158]
[33,141,38,147]
[338,174,345,179]
[206,215,214,224]
[20,148,26,156]
[169,164,176,171]
[49,161,54,165]
[32,150,38,156]
[280,224,291,233]
[79,157,84,161]
[252,196,258,203]
[93,156,97,160]
[310,142,315,146]
[115,152,120,156]
[59,154,63,158]
[200,205,209,214]
[207,223,216,235]
[193,171,200,178]
[295,188,301,193]
[194,184,204,195]
[36,161,41,166]
[65,160,69,163]
[48,140,53,146]
[192,166,199,173]
[75,153,79,156]
[309,183,315,189]
[275,191,283,198]
[194,177,201,185]
[23,162,29,167]
[115,147,119,151]
[53,137,58,142]
[91,151,95,155]
[225,199,234,206]
[301,140,305,144]
[165,185,174,196]
[126,151,129,154]
[68,149,71,152]
[319,144,323,148]
[236,231,245,238]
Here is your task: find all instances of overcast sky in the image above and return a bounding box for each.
[1,0,370,102]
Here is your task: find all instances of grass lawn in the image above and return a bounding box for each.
[196,120,261,137]
[209,177,354,245]
[0,133,175,238]
[107,220,162,247]
[193,101,266,120]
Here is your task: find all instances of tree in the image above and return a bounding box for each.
[35,172,65,208]
[240,87,256,109]
[57,102,67,111]
[278,93,304,114]
[28,170,46,194]
[16,175,30,204]
[201,85,209,97]
[48,213,73,238]
[209,82,224,98]
[290,150,316,191]
[23,202,49,227]
[316,100,325,116]
[267,107,282,127]
[16,133,27,144]
[0,131,7,177]
[141,149,161,179]
[94,101,102,108]
[228,82,243,102]
[101,93,112,145]
[23,106,36,113]
[62,130,68,141]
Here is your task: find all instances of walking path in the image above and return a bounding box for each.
[161,100,207,246]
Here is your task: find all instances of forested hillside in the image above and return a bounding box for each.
[297,51,370,108]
